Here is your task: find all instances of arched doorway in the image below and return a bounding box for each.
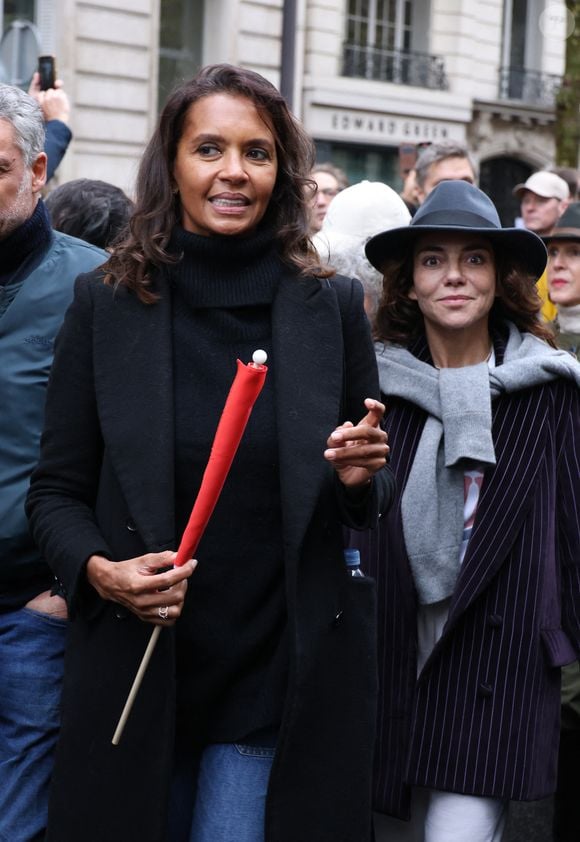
[479,157,533,226]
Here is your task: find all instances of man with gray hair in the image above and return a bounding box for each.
[0,84,106,839]
[414,140,478,204]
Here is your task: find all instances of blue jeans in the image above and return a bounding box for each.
[186,742,275,842]
[0,607,66,842]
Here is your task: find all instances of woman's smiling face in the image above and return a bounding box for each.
[172,93,278,238]
[410,232,496,337]
[547,240,580,308]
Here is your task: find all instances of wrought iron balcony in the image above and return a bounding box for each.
[498,66,561,108]
[343,44,448,90]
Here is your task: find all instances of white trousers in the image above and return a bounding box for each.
[374,788,508,842]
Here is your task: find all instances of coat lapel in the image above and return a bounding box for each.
[272,273,343,552]
[444,386,549,630]
[93,283,176,550]
[92,272,345,555]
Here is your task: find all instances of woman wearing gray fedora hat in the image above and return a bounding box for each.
[353,180,580,842]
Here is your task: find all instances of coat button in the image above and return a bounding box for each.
[332,609,344,627]
[487,614,503,628]
[114,605,128,620]
[478,682,493,697]
[125,518,137,532]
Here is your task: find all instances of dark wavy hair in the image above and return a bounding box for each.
[46,179,133,250]
[103,64,329,301]
[373,241,556,346]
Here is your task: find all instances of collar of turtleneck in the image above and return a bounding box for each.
[167,224,286,309]
[557,303,580,335]
[0,199,53,286]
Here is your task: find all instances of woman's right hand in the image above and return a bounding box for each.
[86,551,197,626]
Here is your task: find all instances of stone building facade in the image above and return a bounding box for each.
[0,0,571,220]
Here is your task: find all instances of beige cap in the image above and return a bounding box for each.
[513,171,570,201]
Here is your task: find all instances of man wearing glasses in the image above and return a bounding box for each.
[309,161,349,234]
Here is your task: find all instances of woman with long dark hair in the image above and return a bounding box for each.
[355,180,580,842]
[26,64,392,842]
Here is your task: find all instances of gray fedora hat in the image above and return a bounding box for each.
[542,201,580,244]
[365,180,547,280]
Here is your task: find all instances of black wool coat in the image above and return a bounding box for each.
[27,268,394,842]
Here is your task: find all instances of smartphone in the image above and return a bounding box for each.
[38,55,56,91]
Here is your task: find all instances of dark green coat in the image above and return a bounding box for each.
[0,231,104,603]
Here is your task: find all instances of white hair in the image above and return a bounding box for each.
[0,84,45,166]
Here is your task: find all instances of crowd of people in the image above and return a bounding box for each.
[0,63,578,842]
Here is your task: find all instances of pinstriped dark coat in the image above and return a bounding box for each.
[354,331,580,820]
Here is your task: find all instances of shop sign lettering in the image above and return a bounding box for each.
[329,112,452,140]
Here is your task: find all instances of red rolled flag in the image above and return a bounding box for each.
[175,352,268,566]
[112,350,268,744]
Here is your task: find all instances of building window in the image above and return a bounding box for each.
[315,139,401,191]
[499,0,560,106]
[2,0,36,31]
[158,0,203,109]
[346,0,412,56]
[0,0,41,87]
[343,0,447,90]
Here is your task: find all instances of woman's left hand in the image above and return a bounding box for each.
[324,398,389,488]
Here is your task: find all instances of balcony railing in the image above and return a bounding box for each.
[498,66,561,108]
[343,43,448,90]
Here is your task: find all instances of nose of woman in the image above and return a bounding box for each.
[551,251,565,271]
[219,150,249,183]
[444,257,464,284]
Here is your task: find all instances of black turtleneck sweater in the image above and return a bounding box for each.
[170,225,288,746]
[0,200,52,318]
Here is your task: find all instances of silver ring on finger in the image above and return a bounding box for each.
[158,605,169,620]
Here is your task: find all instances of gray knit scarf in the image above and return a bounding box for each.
[376,322,580,604]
